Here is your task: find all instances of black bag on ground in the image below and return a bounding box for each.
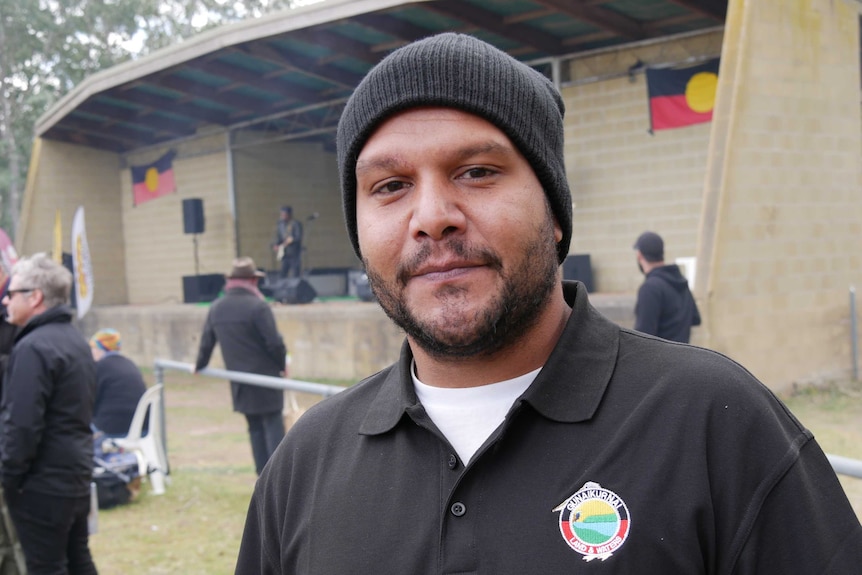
[93,436,141,509]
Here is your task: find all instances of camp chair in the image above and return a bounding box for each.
[108,384,169,495]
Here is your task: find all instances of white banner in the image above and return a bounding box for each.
[71,206,94,319]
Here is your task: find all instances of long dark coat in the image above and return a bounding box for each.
[195,288,287,414]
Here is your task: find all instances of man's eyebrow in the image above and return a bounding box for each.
[355,140,515,175]
[453,141,514,160]
[355,156,405,175]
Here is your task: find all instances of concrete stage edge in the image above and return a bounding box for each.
[77,292,636,383]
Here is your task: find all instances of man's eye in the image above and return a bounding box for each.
[463,167,494,179]
[374,180,407,194]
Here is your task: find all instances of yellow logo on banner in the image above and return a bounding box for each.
[76,235,88,298]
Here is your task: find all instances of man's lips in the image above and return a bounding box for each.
[409,261,485,282]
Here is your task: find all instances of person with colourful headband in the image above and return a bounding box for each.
[235,33,862,574]
[89,328,147,437]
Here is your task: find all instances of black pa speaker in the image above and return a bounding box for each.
[273,278,317,304]
[182,198,205,234]
[182,274,224,303]
[562,254,594,293]
[353,273,376,302]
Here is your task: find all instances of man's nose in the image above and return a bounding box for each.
[408,179,468,242]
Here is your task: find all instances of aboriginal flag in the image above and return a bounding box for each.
[132,150,177,206]
[646,58,720,131]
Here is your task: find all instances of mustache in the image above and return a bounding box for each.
[395,240,503,286]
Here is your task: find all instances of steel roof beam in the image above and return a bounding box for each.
[425,0,568,56]
[534,0,651,41]
[352,12,434,47]
[290,28,381,65]
[76,101,196,137]
[238,42,363,91]
[190,56,323,104]
[665,0,726,22]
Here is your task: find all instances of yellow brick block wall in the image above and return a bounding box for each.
[19,139,129,304]
[232,134,356,274]
[123,134,233,304]
[700,0,862,391]
[563,31,723,293]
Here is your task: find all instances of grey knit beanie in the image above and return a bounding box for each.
[337,32,572,264]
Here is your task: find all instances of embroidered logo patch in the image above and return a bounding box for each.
[552,482,630,562]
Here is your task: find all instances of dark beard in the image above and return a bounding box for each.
[364,217,559,360]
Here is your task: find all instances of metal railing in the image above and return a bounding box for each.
[151,359,862,480]
[151,359,345,477]
[154,359,345,397]
[827,454,862,479]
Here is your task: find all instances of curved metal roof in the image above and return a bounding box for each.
[35,0,726,154]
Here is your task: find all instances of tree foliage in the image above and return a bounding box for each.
[0,0,296,236]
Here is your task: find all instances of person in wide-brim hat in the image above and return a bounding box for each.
[227,257,266,279]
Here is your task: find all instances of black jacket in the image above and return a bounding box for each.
[93,353,148,436]
[0,313,16,390]
[634,264,701,343]
[0,305,96,497]
[195,288,287,414]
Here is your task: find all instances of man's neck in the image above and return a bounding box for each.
[409,292,571,388]
[643,260,666,274]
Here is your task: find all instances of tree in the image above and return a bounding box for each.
[0,0,296,237]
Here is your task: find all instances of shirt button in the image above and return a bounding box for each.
[447,454,458,469]
[450,502,466,517]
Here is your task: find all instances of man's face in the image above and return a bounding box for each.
[355,107,562,358]
[2,275,38,326]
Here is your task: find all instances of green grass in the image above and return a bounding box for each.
[780,380,862,518]
[88,374,862,572]
[89,373,259,574]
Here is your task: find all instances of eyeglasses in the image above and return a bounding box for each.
[5,288,35,297]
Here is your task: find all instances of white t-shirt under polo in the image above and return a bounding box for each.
[412,364,540,464]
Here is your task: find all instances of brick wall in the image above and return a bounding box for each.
[18,139,129,304]
[231,133,356,274]
[563,31,723,294]
[123,135,232,304]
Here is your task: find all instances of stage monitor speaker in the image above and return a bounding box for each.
[273,278,317,304]
[353,273,376,302]
[182,198,205,234]
[562,254,594,293]
[182,274,224,303]
[62,252,76,309]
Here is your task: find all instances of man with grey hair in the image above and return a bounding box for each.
[0,253,98,574]
[236,33,861,573]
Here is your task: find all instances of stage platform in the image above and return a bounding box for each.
[77,292,636,383]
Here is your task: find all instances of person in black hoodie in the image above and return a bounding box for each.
[0,253,98,574]
[633,231,701,343]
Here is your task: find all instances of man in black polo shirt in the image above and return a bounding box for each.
[235,33,862,574]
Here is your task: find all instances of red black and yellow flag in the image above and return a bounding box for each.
[132,150,177,206]
[646,58,720,131]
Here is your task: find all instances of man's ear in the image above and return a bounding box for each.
[31,288,45,307]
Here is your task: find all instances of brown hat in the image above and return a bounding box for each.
[227,257,265,279]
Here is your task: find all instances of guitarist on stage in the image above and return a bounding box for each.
[271,205,304,279]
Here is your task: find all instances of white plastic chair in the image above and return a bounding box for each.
[109,384,170,495]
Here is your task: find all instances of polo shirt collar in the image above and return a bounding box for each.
[359,281,619,435]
